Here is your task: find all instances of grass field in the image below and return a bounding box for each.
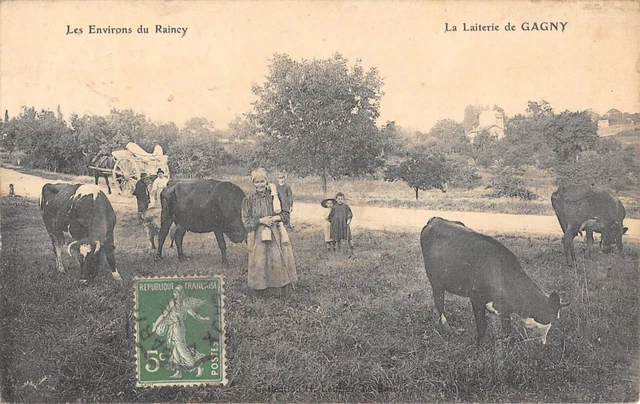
[3,163,639,218]
[1,196,638,402]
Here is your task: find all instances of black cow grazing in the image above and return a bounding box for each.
[141,207,176,249]
[41,183,121,283]
[420,217,569,344]
[89,155,115,194]
[157,179,247,265]
[551,184,628,265]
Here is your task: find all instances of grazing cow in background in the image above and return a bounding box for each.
[141,207,176,249]
[551,184,627,265]
[420,217,569,344]
[41,183,121,283]
[157,179,247,265]
[88,155,115,194]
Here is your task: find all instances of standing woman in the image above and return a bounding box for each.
[242,168,297,296]
[150,168,168,207]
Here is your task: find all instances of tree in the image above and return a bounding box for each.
[8,107,79,172]
[502,101,556,169]
[69,113,111,157]
[384,150,450,199]
[554,138,639,191]
[526,100,554,117]
[103,109,151,152]
[544,111,598,163]
[141,121,179,154]
[462,105,483,133]
[422,119,470,156]
[169,132,234,178]
[250,53,388,191]
[227,115,257,142]
[470,130,499,168]
[379,121,405,157]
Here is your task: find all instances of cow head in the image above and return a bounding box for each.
[521,292,570,344]
[600,222,628,253]
[68,239,102,282]
[225,218,247,243]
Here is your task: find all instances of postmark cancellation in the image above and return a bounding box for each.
[134,275,226,387]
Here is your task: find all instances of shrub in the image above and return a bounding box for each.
[488,170,538,200]
[448,159,481,189]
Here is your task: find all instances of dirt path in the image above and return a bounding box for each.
[294,203,640,241]
[3,167,639,241]
[1,167,139,210]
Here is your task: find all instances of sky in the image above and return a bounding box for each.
[1,0,638,132]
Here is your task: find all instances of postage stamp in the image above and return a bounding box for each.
[134,276,226,387]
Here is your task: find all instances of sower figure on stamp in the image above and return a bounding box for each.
[242,168,297,296]
[151,285,211,379]
[328,192,354,253]
[275,171,294,230]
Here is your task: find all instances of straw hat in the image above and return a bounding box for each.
[321,198,337,208]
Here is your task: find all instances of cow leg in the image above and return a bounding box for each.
[104,235,121,280]
[585,229,595,259]
[174,226,188,261]
[562,224,580,266]
[616,228,626,256]
[156,219,174,259]
[169,225,176,248]
[431,283,451,330]
[470,295,488,344]
[52,235,66,273]
[616,237,624,256]
[146,225,156,249]
[213,229,229,267]
[499,314,512,338]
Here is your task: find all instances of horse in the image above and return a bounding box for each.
[89,155,115,194]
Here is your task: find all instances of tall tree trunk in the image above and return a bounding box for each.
[322,172,327,193]
[415,187,419,200]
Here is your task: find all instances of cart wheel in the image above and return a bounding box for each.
[113,158,141,197]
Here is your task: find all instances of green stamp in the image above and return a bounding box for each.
[134,276,226,387]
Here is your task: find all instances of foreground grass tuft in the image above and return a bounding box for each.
[1,196,638,402]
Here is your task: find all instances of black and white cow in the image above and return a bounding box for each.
[41,183,120,283]
[420,217,570,344]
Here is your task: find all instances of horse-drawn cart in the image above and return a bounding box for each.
[88,143,169,196]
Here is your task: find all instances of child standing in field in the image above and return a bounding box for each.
[328,192,354,253]
[321,198,336,252]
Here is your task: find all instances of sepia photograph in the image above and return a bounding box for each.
[1,0,639,402]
